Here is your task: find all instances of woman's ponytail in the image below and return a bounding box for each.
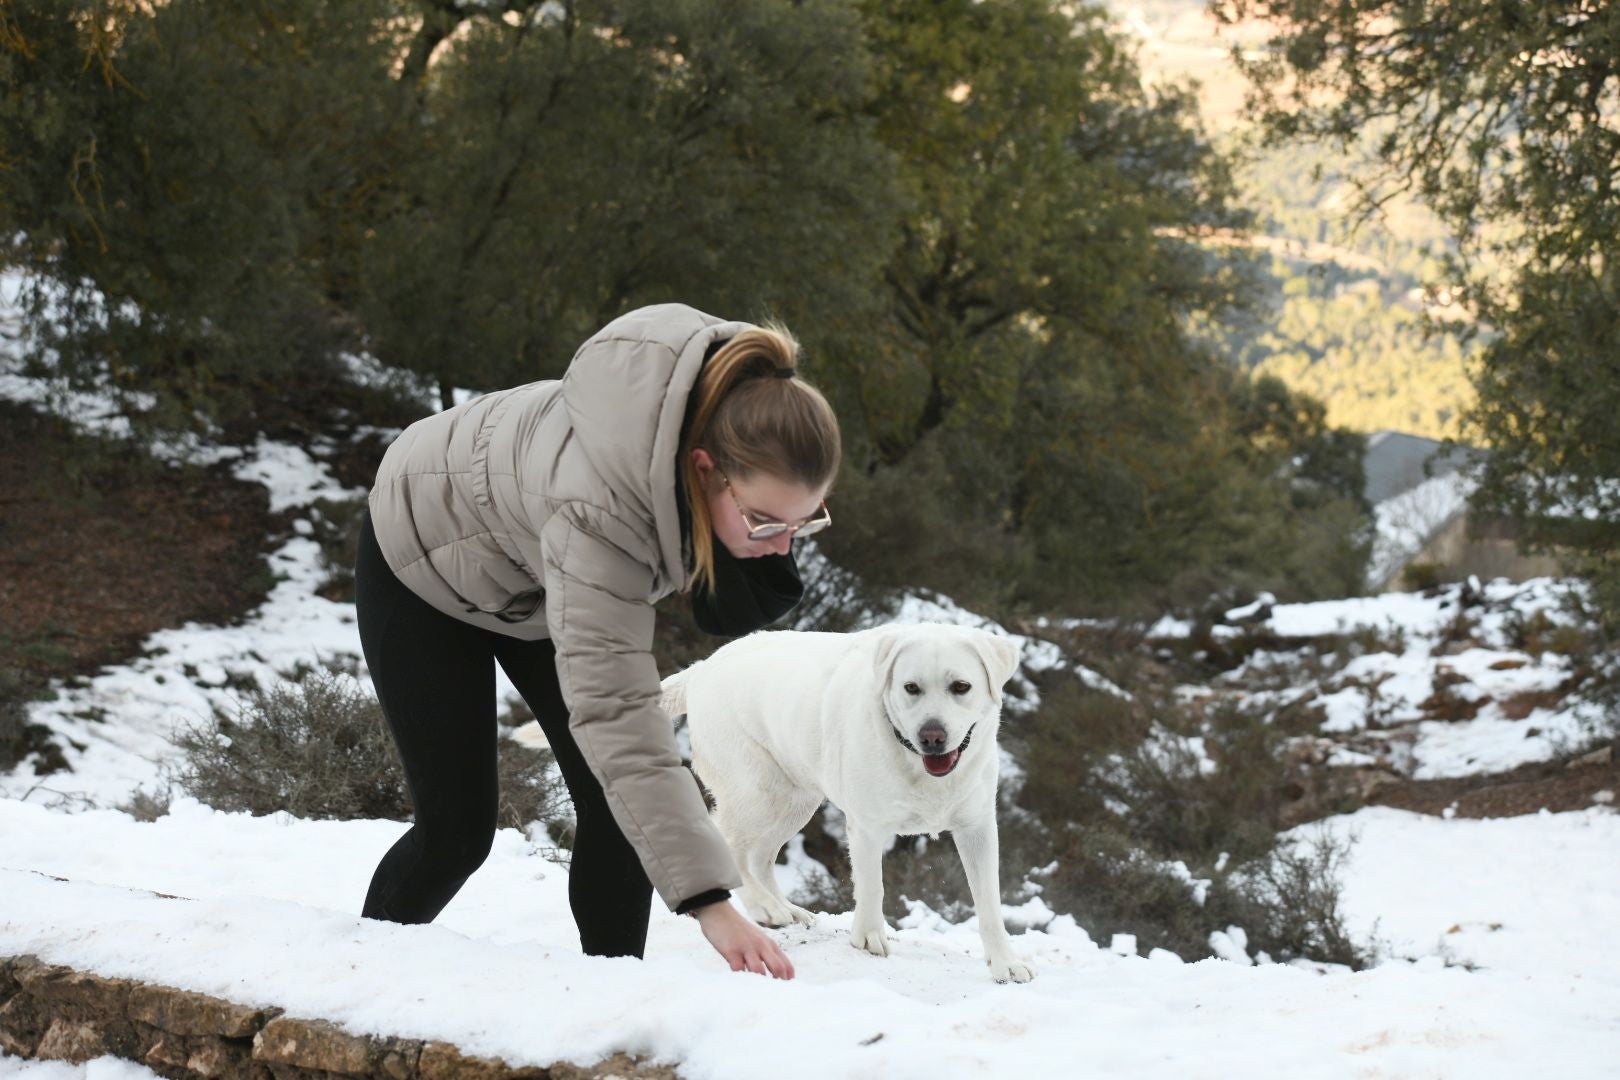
[680,322,841,593]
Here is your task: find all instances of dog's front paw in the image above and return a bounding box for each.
[987,954,1037,983]
[759,901,817,928]
[850,923,890,958]
[742,892,818,929]
[783,902,818,926]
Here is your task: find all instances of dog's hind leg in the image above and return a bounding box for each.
[691,714,822,927]
[718,787,822,928]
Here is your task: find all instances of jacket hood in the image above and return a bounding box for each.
[559,304,754,589]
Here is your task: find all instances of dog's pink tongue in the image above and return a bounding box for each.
[923,750,959,777]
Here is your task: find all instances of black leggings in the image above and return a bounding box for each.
[354,510,653,958]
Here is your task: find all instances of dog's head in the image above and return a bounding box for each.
[873,623,1021,778]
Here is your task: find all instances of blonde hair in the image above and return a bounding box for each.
[680,322,841,594]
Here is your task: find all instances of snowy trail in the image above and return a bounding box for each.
[2,798,1617,1079]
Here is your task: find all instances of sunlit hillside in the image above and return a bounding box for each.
[1105,0,1479,442]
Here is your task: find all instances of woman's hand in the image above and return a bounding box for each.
[692,900,795,980]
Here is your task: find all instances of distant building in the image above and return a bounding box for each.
[1364,431,1560,591]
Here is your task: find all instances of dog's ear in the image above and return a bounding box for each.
[872,627,906,690]
[973,631,1022,690]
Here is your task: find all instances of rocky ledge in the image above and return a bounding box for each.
[0,955,676,1080]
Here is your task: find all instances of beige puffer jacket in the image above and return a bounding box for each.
[367,303,753,909]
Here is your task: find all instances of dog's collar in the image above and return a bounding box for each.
[883,697,921,754]
[890,723,921,755]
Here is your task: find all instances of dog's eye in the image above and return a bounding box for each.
[949,680,971,695]
[903,681,922,696]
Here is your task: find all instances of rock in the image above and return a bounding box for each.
[130,984,278,1038]
[254,1017,373,1075]
[549,1053,681,1080]
[17,965,133,1015]
[0,956,21,1001]
[0,1027,37,1058]
[1222,592,1275,625]
[187,1036,255,1078]
[1569,743,1614,768]
[35,1017,108,1063]
[0,1027,39,1057]
[373,1035,424,1080]
[0,992,47,1056]
[417,1041,548,1080]
[145,1033,192,1070]
[0,955,675,1079]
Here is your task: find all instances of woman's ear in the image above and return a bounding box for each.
[690,447,716,483]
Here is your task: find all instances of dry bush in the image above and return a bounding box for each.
[118,785,174,822]
[1210,831,1368,968]
[167,666,567,830]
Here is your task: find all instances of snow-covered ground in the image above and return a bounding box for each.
[1191,581,1610,780]
[3,795,1617,1079]
[3,339,1618,1077]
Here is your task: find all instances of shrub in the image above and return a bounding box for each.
[1013,675,1369,966]
[1209,830,1369,969]
[168,666,567,830]
[1103,703,1288,866]
[307,497,370,604]
[0,666,64,774]
[0,667,30,767]
[787,807,979,922]
[1009,819,1233,960]
[1401,561,1444,591]
[814,435,1035,621]
[1019,676,1147,823]
[1016,816,1369,968]
[118,784,174,822]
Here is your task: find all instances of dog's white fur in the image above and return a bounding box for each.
[661,623,1036,983]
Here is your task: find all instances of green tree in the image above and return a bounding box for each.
[0,0,414,431]
[0,0,896,422]
[362,0,898,398]
[1224,0,1620,619]
[812,0,1367,613]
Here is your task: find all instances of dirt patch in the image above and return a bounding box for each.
[0,402,277,766]
[1365,743,1619,818]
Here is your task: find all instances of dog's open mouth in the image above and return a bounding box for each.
[891,722,976,777]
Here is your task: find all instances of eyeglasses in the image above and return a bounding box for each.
[717,467,831,540]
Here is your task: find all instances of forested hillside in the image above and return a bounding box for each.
[1111,0,1479,441]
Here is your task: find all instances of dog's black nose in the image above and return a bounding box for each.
[917,721,948,755]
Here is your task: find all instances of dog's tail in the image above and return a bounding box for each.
[659,664,695,720]
[525,669,692,744]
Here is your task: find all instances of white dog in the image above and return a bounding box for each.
[660,622,1036,983]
